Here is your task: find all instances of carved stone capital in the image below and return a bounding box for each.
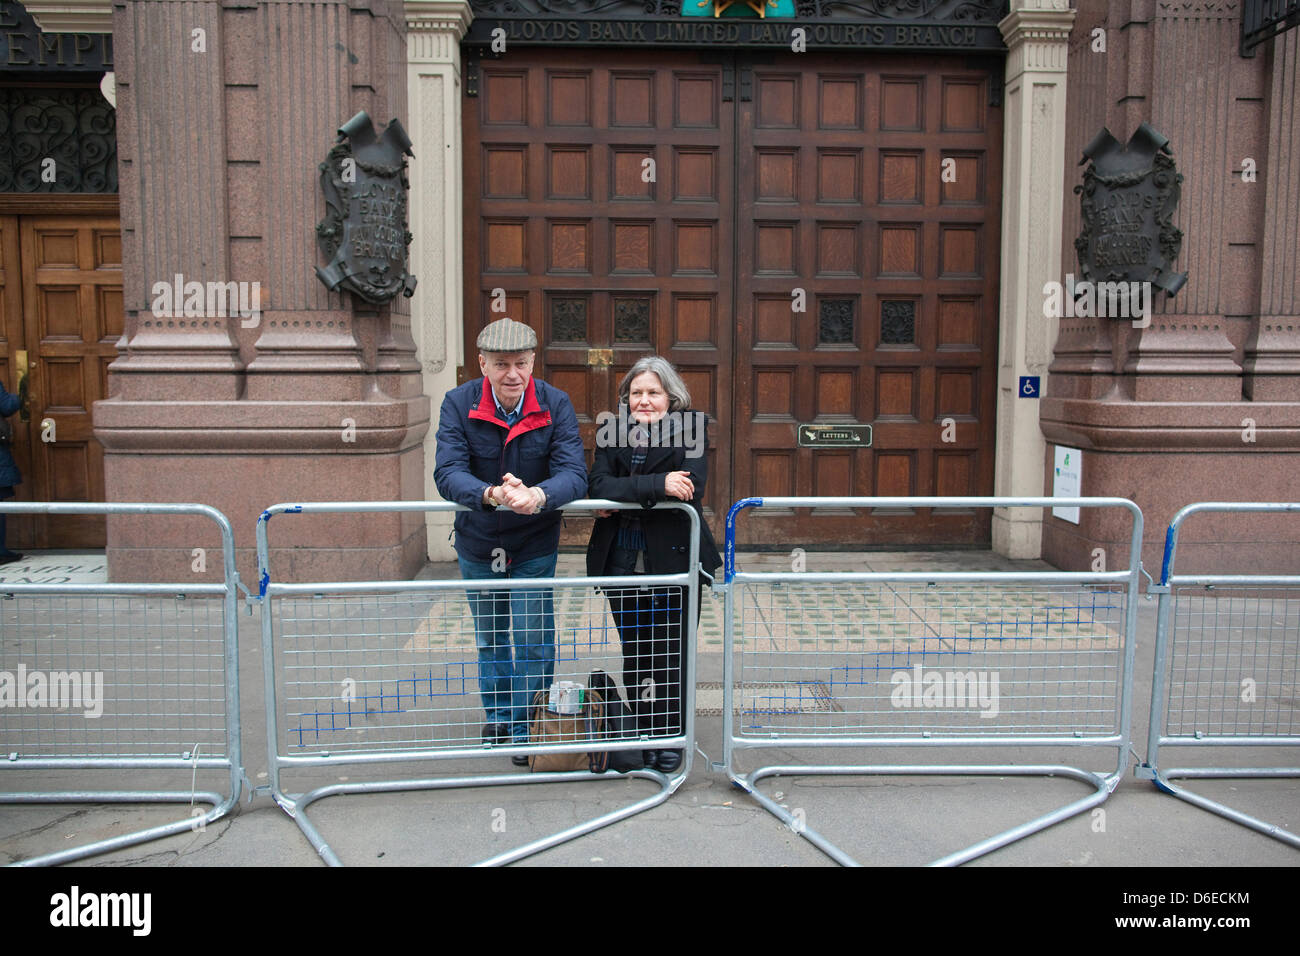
[406,0,474,37]
[1000,1,1075,77]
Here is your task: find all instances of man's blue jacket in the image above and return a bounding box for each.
[434,376,588,562]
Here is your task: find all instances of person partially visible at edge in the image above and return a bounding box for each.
[0,380,23,566]
[585,356,721,774]
[433,317,587,766]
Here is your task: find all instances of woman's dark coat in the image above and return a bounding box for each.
[0,383,21,489]
[585,409,722,582]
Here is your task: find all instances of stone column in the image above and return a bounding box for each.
[991,0,1075,558]
[1243,29,1300,402]
[106,0,243,403]
[96,0,430,582]
[405,0,472,561]
[1039,1,1300,574]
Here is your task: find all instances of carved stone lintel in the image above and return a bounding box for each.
[21,0,113,34]
[467,0,1007,18]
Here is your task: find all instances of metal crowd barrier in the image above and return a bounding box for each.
[0,502,244,866]
[256,499,699,866]
[720,496,1143,866]
[1138,502,1300,849]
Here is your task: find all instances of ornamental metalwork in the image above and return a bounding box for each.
[551,297,588,342]
[614,297,651,342]
[880,300,916,345]
[0,86,116,192]
[819,298,855,344]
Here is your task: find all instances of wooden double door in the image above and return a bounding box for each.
[464,49,1001,548]
[0,201,120,549]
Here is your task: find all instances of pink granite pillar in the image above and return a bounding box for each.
[1243,31,1300,403]
[95,0,429,583]
[1041,3,1300,575]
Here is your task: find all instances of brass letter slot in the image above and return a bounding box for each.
[587,348,613,368]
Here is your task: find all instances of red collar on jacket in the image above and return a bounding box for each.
[467,377,552,444]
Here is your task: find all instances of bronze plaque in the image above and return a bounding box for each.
[1074,122,1186,296]
[316,110,417,304]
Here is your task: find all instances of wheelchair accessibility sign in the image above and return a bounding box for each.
[1019,376,1040,398]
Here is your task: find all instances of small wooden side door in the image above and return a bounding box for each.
[5,210,121,548]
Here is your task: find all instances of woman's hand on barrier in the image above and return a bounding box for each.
[664,471,694,501]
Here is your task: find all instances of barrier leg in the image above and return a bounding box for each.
[276,766,679,867]
[733,764,1114,867]
[1152,769,1300,849]
[4,790,234,867]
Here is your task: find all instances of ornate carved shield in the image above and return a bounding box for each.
[316,110,418,304]
[1074,122,1187,296]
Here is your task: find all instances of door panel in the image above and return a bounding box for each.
[732,54,1001,548]
[465,51,735,545]
[464,49,1000,550]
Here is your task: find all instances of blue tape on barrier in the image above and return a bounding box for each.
[288,666,475,746]
[724,498,764,583]
[1159,524,1177,586]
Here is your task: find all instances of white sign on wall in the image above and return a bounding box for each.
[1052,445,1082,524]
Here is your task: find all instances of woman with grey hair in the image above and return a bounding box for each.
[586,355,721,773]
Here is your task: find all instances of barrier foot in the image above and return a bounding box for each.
[1152,769,1300,850]
[3,790,233,867]
[731,771,860,866]
[737,764,1113,867]
[475,768,673,867]
[275,766,679,867]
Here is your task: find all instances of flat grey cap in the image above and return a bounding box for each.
[477,317,538,353]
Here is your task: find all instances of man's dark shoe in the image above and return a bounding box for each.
[510,754,530,767]
[481,722,508,745]
[642,750,659,770]
[0,552,23,566]
[654,750,682,773]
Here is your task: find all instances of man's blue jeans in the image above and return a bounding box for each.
[457,551,558,742]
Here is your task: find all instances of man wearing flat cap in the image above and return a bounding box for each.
[434,317,588,762]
